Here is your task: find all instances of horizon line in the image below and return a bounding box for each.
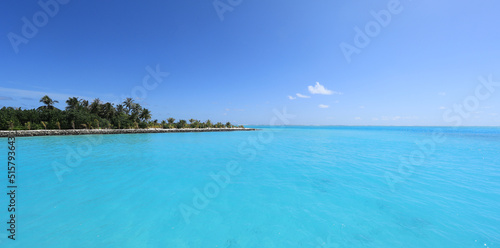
[244,125,500,128]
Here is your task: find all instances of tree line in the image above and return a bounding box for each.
[0,95,241,130]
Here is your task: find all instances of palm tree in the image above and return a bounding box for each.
[65,97,80,111]
[102,102,115,119]
[167,117,175,124]
[177,119,187,128]
[89,98,101,115]
[189,119,200,128]
[80,99,89,109]
[123,98,134,114]
[116,104,125,114]
[139,108,152,122]
[205,119,212,128]
[130,103,142,122]
[226,122,232,128]
[39,95,58,109]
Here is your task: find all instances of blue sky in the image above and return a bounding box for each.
[1,0,500,125]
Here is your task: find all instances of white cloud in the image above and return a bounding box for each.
[296,93,310,98]
[439,106,446,110]
[354,117,361,120]
[359,105,365,109]
[308,82,341,95]
[318,104,329,108]
[288,95,296,100]
[0,87,87,102]
[0,86,127,105]
[438,92,446,96]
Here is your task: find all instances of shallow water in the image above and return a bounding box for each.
[2,126,499,247]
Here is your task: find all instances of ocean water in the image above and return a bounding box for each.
[2,126,500,247]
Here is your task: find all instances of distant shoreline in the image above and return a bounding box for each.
[0,128,257,137]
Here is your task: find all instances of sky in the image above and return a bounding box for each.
[1,0,500,126]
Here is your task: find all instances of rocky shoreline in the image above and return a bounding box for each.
[0,128,256,137]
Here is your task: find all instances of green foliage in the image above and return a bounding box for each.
[65,97,80,111]
[39,95,59,109]
[176,119,187,128]
[205,119,212,128]
[0,96,242,130]
[138,122,148,128]
[189,120,201,128]
[139,109,151,122]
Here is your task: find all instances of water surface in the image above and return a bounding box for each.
[2,126,499,247]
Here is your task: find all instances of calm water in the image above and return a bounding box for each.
[2,126,500,247]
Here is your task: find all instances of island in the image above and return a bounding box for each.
[0,95,255,137]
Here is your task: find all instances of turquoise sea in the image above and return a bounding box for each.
[2,126,500,247]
